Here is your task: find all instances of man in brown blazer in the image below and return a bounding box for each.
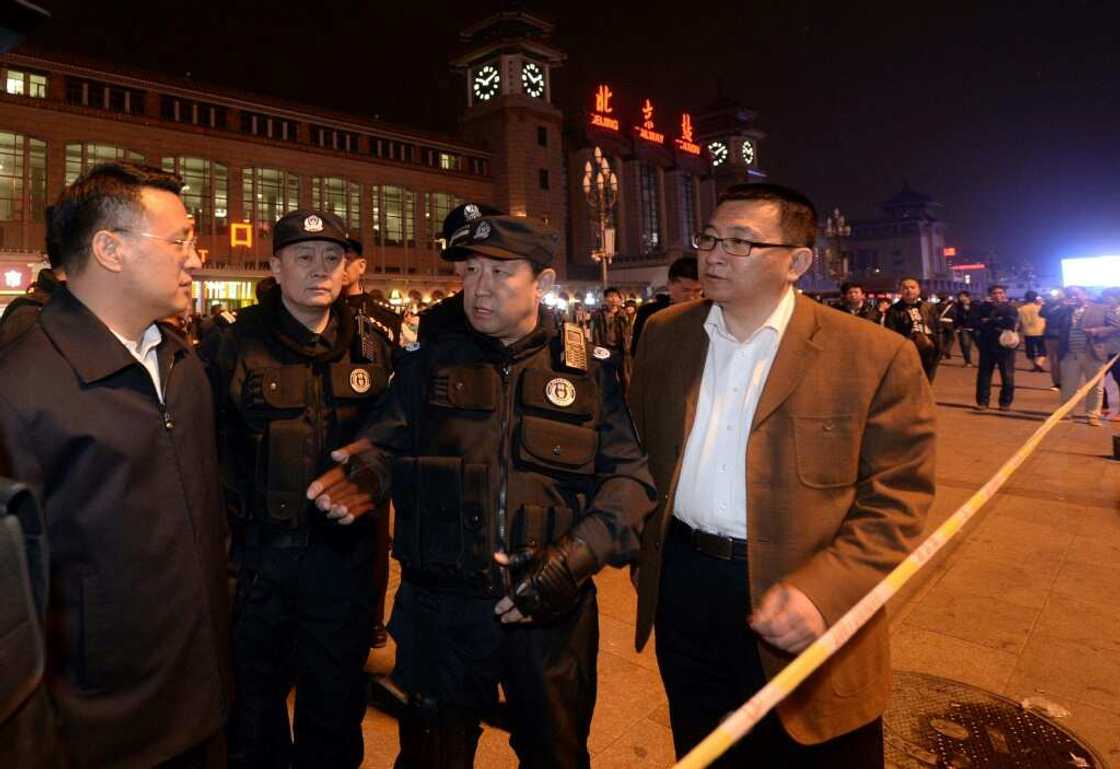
[629,183,936,767]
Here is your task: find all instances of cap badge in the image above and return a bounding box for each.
[303,215,324,233]
[349,368,372,394]
[545,377,576,408]
[474,221,492,240]
[464,204,481,221]
[592,346,611,360]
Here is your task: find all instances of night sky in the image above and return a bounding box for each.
[26,0,1120,278]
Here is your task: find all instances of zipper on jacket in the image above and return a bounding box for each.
[159,357,176,431]
[497,362,513,570]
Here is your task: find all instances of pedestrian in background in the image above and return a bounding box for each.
[885,277,941,382]
[1018,290,1047,372]
[1042,286,1112,425]
[1042,289,1065,390]
[952,291,975,366]
[631,255,701,353]
[970,284,1019,411]
[936,293,957,359]
[834,281,880,321]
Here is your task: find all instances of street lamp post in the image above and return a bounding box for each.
[825,207,852,281]
[581,147,619,289]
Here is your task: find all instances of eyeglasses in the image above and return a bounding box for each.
[114,228,199,255]
[691,232,802,258]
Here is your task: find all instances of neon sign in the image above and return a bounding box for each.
[230,223,253,248]
[943,247,957,257]
[675,112,701,155]
[950,263,986,271]
[636,98,665,144]
[590,84,619,131]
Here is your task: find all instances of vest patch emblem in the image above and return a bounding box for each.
[545,377,576,407]
[349,368,372,394]
[592,345,611,360]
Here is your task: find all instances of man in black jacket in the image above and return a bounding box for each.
[307,211,657,768]
[969,284,1020,410]
[630,255,702,354]
[0,162,231,768]
[884,277,941,382]
[201,210,393,768]
[0,204,64,349]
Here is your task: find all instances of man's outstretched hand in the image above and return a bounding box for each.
[305,438,375,526]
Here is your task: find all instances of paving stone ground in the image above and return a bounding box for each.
[354,354,1120,768]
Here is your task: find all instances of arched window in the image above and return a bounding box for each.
[64,143,143,185]
[162,157,229,234]
[0,132,46,222]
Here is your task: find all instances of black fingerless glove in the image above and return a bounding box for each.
[508,536,599,623]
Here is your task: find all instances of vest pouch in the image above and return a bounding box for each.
[390,458,419,566]
[265,418,310,528]
[509,503,574,551]
[517,415,598,475]
[429,365,500,411]
[328,362,387,401]
[519,369,597,421]
[257,365,309,410]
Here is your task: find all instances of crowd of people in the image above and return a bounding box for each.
[828,279,1120,424]
[0,161,1102,769]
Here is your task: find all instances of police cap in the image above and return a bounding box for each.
[441,214,559,267]
[273,209,349,254]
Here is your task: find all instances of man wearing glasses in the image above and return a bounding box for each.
[201,210,393,768]
[0,162,231,767]
[629,183,935,766]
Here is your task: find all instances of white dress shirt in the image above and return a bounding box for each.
[673,288,796,539]
[111,323,164,402]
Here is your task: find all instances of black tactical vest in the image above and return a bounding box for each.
[391,319,609,594]
[220,295,390,532]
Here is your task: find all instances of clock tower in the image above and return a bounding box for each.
[452,9,568,273]
[694,97,766,197]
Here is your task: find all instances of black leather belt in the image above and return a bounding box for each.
[669,517,747,561]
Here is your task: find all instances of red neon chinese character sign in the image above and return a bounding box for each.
[636,98,665,144]
[675,112,700,155]
[590,84,620,131]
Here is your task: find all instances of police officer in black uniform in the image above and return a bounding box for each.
[308,205,657,769]
[201,209,393,768]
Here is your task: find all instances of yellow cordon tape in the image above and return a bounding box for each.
[672,353,1120,769]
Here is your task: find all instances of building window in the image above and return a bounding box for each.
[678,173,697,245]
[65,143,144,185]
[0,132,46,222]
[160,96,228,129]
[242,168,301,233]
[425,191,463,250]
[639,162,662,255]
[371,184,415,247]
[537,126,547,147]
[240,111,297,142]
[161,157,229,234]
[469,157,489,176]
[311,177,362,232]
[63,78,144,114]
[438,152,461,172]
[538,169,550,190]
[3,70,47,98]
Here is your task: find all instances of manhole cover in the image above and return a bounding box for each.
[885,671,1103,768]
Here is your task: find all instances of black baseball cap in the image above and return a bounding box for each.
[273,209,349,254]
[441,214,560,266]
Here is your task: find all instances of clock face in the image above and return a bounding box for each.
[740,140,756,165]
[708,141,728,166]
[521,61,545,98]
[473,64,500,102]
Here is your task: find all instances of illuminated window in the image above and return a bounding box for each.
[28,74,46,98]
[425,191,462,249]
[3,70,47,99]
[371,184,415,247]
[0,132,46,222]
[639,162,662,255]
[678,173,697,246]
[242,168,301,232]
[161,157,229,233]
[438,152,461,172]
[65,143,143,185]
[311,177,362,231]
[5,70,23,95]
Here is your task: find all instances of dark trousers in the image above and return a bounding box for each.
[228,535,375,769]
[389,580,599,769]
[940,326,955,358]
[956,329,974,365]
[1024,335,1046,362]
[372,499,391,631]
[654,533,884,768]
[976,346,1016,407]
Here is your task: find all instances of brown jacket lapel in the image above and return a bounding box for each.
[677,301,711,442]
[751,294,823,431]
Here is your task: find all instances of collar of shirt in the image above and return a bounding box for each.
[704,286,796,346]
[110,323,164,401]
